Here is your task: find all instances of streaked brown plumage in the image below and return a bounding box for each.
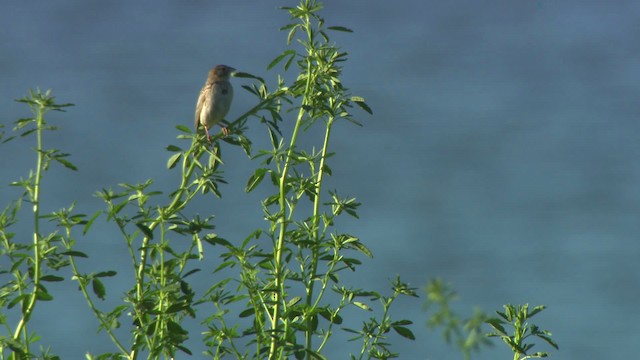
[195,65,236,140]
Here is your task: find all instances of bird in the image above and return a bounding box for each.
[194,64,236,141]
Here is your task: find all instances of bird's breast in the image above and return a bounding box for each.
[203,81,233,125]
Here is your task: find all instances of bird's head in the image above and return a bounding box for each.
[209,64,236,81]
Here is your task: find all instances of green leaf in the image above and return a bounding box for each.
[13,117,34,129]
[167,152,182,169]
[136,222,153,239]
[268,50,297,70]
[529,352,549,358]
[392,326,415,340]
[485,318,507,335]
[279,21,295,30]
[352,301,371,311]
[268,126,279,150]
[95,271,117,278]
[83,210,102,235]
[496,310,509,321]
[20,128,37,137]
[182,269,201,278]
[8,294,28,309]
[166,144,182,152]
[504,304,516,320]
[166,320,188,335]
[175,345,193,355]
[36,287,53,301]
[204,235,232,247]
[41,275,64,282]
[61,250,88,258]
[54,156,78,171]
[213,260,236,273]
[352,97,373,115]
[241,84,258,96]
[322,164,332,176]
[346,240,372,258]
[92,278,106,300]
[328,26,353,33]
[165,303,188,314]
[528,305,546,318]
[391,320,413,326]
[10,256,27,272]
[233,71,264,84]
[342,327,359,335]
[1,134,15,144]
[538,334,559,350]
[175,124,191,133]
[287,296,302,307]
[246,168,267,193]
[342,258,362,269]
[239,308,255,318]
[287,26,298,45]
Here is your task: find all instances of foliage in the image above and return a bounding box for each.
[424,279,558,360]
[486,304,558,360]
[424,279,491,360]
[0,1,418,359]
[0,88,75,359]
[0,2,561,360]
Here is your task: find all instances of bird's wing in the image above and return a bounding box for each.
[194,88,205,130]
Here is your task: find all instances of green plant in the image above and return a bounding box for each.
[424,280,559,360]
[486,304,558,360]
[198,1,417,358]
[424,279,491,360]
[1,1,418,359]
[0,88,75,359]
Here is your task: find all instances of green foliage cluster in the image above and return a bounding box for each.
[0,2,418,359]
[0,1,558,360]
[424,279,491,360]
[486,304,559,360]
[425,279,558,360]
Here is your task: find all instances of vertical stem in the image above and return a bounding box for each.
[269,55,314,360]
[305,117,333,355]
[128,109,256,357]
[131,139,203,359]
[269,106,304,359]
[12,101,45,352]
[63,231,130,356]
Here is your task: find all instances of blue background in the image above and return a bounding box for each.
[2,1,639,359]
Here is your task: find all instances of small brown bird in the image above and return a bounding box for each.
[195,65,236,140]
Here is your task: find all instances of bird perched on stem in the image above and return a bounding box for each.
[195,64,236,141]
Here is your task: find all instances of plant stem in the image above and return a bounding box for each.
[130,140,203,359]
[269,54,314,360]
[11,100,46,353]
[129,86,279,359]
[305,117,334,355]
[63,230,130,357]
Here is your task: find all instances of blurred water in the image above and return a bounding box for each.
[2,1,639,359]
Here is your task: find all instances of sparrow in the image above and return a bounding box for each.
[195,64,236,141]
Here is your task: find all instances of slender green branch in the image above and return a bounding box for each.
[270,105,304,358]
[305,117,334,353]
[12,100,46,351]
[269,51,315,358]
[128,88,280,357]
[130,140,203,359]
[61,227,130,357]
